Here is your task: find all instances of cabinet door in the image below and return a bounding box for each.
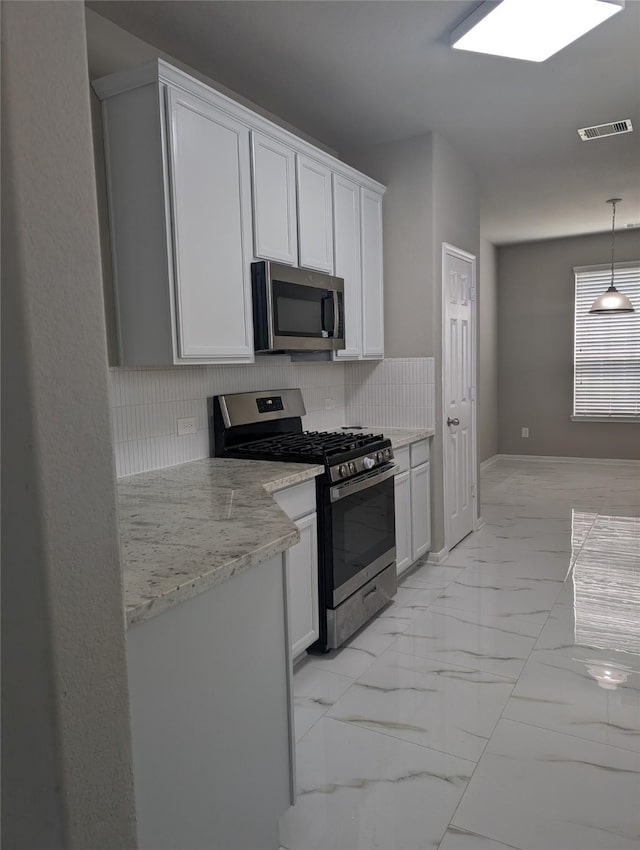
[332,173,362,360]
[296,155,334,273]
[250,132,297,265]
[166,88,253,361]
[361,187,384,359]
[286,512,319,659]
[394,469,412,576]
[411,461,431,562]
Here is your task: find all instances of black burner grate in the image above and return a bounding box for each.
[231,430,385,463]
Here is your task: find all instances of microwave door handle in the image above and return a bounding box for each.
[332,290,340,339]
[321,292,335,336]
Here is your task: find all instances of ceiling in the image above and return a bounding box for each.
[87,0,640,244]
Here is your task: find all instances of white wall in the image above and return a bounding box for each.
[498,230,639,459]
[346,132,480,552]
[479,238,499,462]
[431,133,481,549]
[2,2,136,847]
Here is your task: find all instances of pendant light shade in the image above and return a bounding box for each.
[589,198,635,314]
[588,287,635,313]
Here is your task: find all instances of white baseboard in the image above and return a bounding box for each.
[426,547,449,565]
[474,516,485,531]
[495,453,640,467]
[479,455,499,472]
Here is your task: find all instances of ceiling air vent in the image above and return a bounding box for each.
[578,119,633,141]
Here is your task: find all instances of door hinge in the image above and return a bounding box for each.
[471,483,477,497]
[470,286,477,302]
[470,387,476,401]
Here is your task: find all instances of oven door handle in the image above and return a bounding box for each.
[330,463,398,502]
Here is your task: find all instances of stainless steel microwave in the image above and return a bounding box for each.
[251,261,345,352]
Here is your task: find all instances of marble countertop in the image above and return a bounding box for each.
[118,458,323,629]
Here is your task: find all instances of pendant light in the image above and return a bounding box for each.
[589,198,635,313]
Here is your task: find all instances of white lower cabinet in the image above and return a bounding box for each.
[411,461,431,561]
[394,441,431,576]
[394,469,412,576]
[126,554,291,850]
[286,512,319,658]
[273,480,319,659]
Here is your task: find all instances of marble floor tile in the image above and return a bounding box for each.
[399,563,466,590]
[432,567,562,621]
[292,663,354,743]
[381,584,448,621]
[326,650,514,762]
[283,459,640,850]
[279,717,474,850]
[444,546,572,582]
[502,649,640,752]
[452,718,640,849]
[305,626,397,679]
[438,826,521,849]
[392,606,537,677]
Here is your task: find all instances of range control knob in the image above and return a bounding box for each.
[348,461,356,474]
[363,456,375,470]
[338,464,347,478]
[376,451,384,463]
[385,448,392,460]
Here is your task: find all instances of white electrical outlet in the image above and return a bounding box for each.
[521,427,529,438]
[324,397,335,410]
[177,417,196,436]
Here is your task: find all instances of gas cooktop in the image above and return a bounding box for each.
[229,429,386,463]
[210,388,393,483]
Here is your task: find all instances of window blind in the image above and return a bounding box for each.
[573,263,640,419]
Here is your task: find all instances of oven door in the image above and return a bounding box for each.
[328,463,397,607]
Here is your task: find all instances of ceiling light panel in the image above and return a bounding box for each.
[451,0,624,63]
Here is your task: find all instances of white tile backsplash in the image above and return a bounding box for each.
[109,356,435,477]
[345,357,435,430]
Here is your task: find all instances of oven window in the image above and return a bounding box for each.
[330,476,395,597]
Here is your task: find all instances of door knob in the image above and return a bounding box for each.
[447,417,460,426]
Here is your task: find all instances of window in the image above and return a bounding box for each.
[573,262,640,420]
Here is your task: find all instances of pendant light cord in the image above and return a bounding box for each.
[610,200,617,289]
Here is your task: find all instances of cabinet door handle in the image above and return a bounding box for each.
[447,417,460,426]
[363,585,378,600]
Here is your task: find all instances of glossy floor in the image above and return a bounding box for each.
[279,458,640,850]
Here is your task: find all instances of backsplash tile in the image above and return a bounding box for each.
[344,358,435,430]
[109,357,347,477]
[109,356,435,477]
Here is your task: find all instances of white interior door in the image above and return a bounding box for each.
[443,244,476,549]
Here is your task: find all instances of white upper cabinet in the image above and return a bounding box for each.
[333,182,385,361]
[250,132,298,265]
[361,187,385,359]
[94,69,254,366]
[332,173,362,360]
[296,155,334,274]
[167,89,254,361]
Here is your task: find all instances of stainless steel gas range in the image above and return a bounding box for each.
[210,388,398,652]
